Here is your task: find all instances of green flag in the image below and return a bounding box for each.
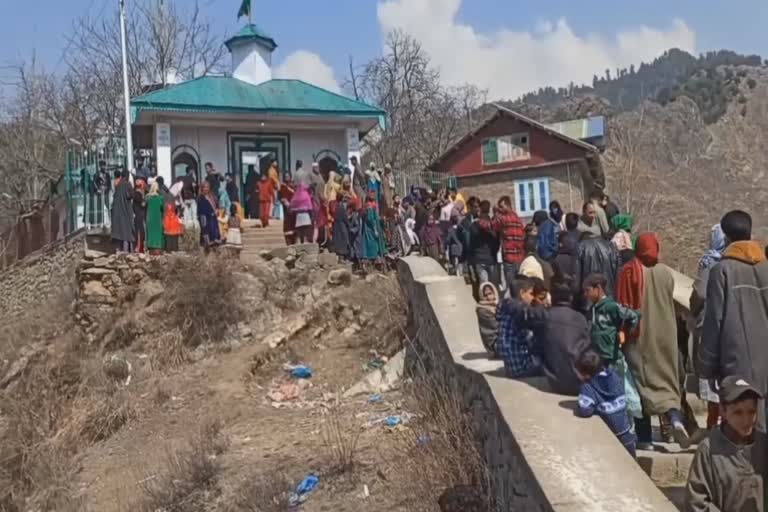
[237,0,251,19]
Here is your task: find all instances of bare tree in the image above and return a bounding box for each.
[63,0,227,141]
[347,30,486,175]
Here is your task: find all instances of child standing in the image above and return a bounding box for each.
[582,273,640,365]
[496,277,542,378]
[225,204,243,258]
[575,347,637,457]
[685,376,766,512]
[582,273,645,425]
[447,217,463,275]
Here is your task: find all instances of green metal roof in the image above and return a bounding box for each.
[131,76,385,119]
[225,24,277,52]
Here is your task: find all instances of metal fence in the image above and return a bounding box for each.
[66,140,127,233]
[392,170,457,198]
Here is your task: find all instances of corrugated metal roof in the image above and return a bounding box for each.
[131,76,385,118]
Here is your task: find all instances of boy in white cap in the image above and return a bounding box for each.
[684,376,766,511]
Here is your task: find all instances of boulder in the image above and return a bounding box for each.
[343,349,404,398]
[83,280,112,297]
[81,267,116,276]
[317,252,338,268]
[327,268,352,286]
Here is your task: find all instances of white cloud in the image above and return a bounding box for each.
[377,0,696,99]
[274,50,341,93]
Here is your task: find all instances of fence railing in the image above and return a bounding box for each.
[393,170,457,198]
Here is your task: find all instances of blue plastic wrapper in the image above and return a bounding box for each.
[384,415,401,427]
[288,473,319,507]
[290,366,313,379]
[368,394,383,404]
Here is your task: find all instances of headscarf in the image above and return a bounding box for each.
[549,201,563,224]
[450,199,465,222]
[148,181,160,196]
[532,210,549,226]
[478,281,499,306]
[636,232,660,267]
[616,232,659,314]
[698,224,727,271]
[612,213,634,233]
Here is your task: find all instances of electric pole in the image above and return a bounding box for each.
[119,0,134,173]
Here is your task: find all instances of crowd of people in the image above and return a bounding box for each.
[439,189,764,512]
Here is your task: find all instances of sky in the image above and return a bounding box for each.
[1,0,767,100]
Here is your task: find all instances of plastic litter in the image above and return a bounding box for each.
[288,473,319,507]
[384,415,401,427]
[284,364,314,379]
[417,433,432,446]
[367,359,385,370]
[367,394,383,404]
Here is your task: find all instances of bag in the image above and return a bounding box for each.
[615,355,643,419]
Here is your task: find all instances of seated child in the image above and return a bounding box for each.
[575,347,637,457]
[496,277,542,378]
[476,282,500,355]
[684,376,766,512]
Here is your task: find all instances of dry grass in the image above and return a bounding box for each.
[383,370,495,511]
[163,255,241,349]
[320,401,361,473]
[137,418,229,512]
[222,472,293,512]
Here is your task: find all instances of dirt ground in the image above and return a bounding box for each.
[71,272,434,511]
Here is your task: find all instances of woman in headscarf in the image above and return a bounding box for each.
[145,182,166,255]
[617,233,688,450]
[361,188,386,268]
[258,173,275,228]
[365,164,382,209]
[197,180,222,250]
[278,176,296,245]
[244,166,260,220]
[549,200,564,230]
[268,161,282,220]
[331,191,353,260]
[689,224,727,430]
[611,213,635,267]
[290,181,315,244]
[133,179,147,253]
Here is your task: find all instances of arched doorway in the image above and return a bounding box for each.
[313,149,342,183]
[172,145,200,182]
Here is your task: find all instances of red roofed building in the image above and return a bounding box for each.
[428,105,603,217]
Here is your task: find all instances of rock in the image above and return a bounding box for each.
[341,322,361,338]
[135,279,165,309]
[299,252,319,267]
[317,252,338,268]
[84,249,109,260]
[239,324,253,339]
[327,268,352,286]
[82,280,112,297]
[270,243,318,261]
[342,308,355,322]
[285,255,297,269]
[438,486,485,512]
[312,327,324,340]
[263,331,288,349]
[259,250,273,261]
[81,267,116,276]
[343,349,404,398]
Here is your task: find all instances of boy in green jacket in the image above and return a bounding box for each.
[583,273,640,364]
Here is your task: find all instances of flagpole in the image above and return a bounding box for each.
[119,0,135,174]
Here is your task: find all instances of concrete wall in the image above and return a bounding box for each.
[397,255,678,511]
[0,234,84,320]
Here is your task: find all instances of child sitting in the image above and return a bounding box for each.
[575,347,637,457]
[685,376,766,512]
[496,277,542,378]
[476,282,500,355]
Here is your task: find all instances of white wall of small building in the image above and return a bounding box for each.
[169,125,348,175]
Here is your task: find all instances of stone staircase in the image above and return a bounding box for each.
[240,219,286,259]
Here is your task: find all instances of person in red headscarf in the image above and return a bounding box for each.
[617,233,688,451]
